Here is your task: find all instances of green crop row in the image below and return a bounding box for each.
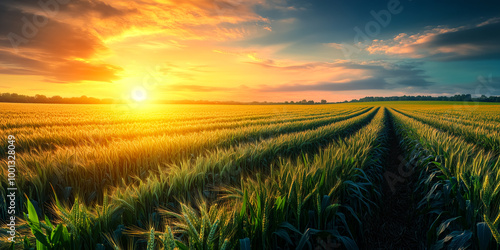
[135,107,388,249]
[2,107,379,248]
[0,108,373,218]
[0,107,361,157]
[389,108,500,249]
[394,108,500,153]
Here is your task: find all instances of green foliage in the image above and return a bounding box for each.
[3,103,500,249]
[389,107,500,248]
[23,198,72,249]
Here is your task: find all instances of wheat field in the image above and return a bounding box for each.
[1,102,499,249]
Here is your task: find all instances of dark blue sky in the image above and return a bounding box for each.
[238,0,500,96]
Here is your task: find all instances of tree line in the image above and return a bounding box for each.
[0,93,115,104]
[348,94,500,103]
[0,92,499,104]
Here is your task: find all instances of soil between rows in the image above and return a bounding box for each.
[362,111,426,249]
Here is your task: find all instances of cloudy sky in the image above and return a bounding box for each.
[1,0,499,102]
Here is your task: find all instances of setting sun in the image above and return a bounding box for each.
[131,87,147,102]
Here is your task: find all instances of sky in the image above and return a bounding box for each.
[0,0,500,102]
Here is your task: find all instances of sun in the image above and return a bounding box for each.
[131,86,148,102]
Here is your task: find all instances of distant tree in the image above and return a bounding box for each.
[35,95,48,103]
[284,101,289,104]
[50,96,64,103]
[1,92,499,104]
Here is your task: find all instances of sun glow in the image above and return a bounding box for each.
[131,86,148,102]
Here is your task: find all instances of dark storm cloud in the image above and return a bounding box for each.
[415,76,500,96]
[367,18,500,62]
[424,21,500,61]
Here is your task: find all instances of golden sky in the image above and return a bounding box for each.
[1,0,499,102]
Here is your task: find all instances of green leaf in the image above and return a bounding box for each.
[239,238,251,250]
[336,235,358,250]
[240,190,247,218]
[44,215,54,229]
[427,212,444,245]
[175,241,189,250]
[26,199,41,231]
[437,216,461,236]
[477,222,492,250]
[36,240,48,250]
[448,230,472,250]
[279,222,302,236]
[296,228,313,250]
[483,214,500,245]
[32,228,50,248]
[25,198,51,248]
[50,224,64,244]
[272,229,293,245]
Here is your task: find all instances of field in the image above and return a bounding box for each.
[1,101,500,249]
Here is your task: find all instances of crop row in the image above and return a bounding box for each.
[0,107,362,157]
[10,107,385,249]
[0,104,343,129]
[405,108,500,132]
[396,104,500,124]
[0,107,373,218]
[113,107,388,249]
[0,105,345,133]
[394,109,500,152]
[47,107,378,248]
[389,108,500,249]
[110,107,379,223]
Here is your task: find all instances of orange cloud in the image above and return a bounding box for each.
[0,0,275,86]
[3,0,430,102]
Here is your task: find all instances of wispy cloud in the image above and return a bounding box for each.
[366,17,500,61]
[161,84,232,92]
[246,59,433,92]
[260,78,388,92]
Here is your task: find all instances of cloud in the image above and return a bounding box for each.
[0,3,123,82]
[157,62,211,81]
[2,0,133,19]
[0,50,122,82]
[0,0,283,83]
[426,75,500,96]
[162,84,232,92]
[366,17,500,61]
[249,59,433,92]
[261,78,388,92]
